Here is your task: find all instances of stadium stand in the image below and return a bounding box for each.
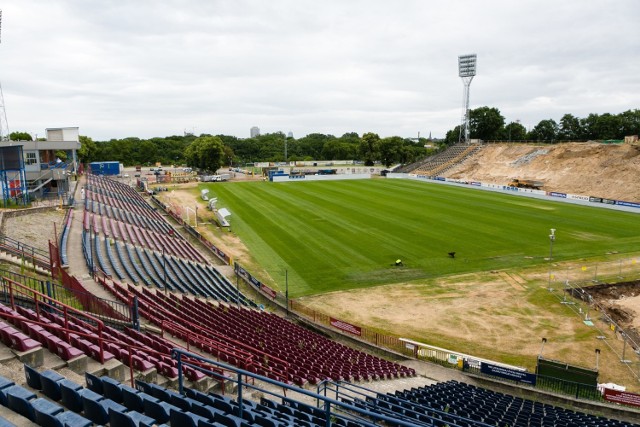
[336,379,640,427]
[84,175,231,298]
[397,143,482,176]
[4,358,637,427]
[110,282,415,386]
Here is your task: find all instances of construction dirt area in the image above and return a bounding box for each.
[149,143,640,391]
[446,142,640,202]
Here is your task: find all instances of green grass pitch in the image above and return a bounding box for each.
[204,179,640,297]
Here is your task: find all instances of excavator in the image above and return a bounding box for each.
[508,178,543,190]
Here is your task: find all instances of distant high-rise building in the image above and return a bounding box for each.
[287,131,294,139]
[250,126,260,138]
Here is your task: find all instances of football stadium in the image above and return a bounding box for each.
[1,141,639,426]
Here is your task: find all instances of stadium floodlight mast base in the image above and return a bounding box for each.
[458,53,477,144]
[538,337,547,358]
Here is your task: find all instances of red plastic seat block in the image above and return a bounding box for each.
[10,331,41,352]
[55,341,84,361]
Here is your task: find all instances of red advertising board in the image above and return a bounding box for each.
[604,388,640,408]
[330,317,362,336]
[261,284,277,299]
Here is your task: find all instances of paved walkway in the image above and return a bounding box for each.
[64,175,113,301]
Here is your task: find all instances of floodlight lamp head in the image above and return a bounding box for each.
[458,54,477,77]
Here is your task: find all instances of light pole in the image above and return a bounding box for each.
[548,229,556,291]
[595,348,600,370]
[539,337,547,358]
[457,53,477,144]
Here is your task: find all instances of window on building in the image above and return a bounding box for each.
[25,152,37,165]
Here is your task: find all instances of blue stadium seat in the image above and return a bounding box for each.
[6,386,39,421]
[0,384,35,408]
[40,370,65,401]
[58,379,87,413]
[213,411,243,427]
[101,375,124,403]
[108,406,156,427]
[23,364,41,390]
[186,398,222,421]
[84,371,103,394]
[170,407,208,427]
[31,397,64,425]
[81,388,127,425]
[0,376,14,392]
[141,394,181,424]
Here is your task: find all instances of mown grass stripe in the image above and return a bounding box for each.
[205,179,640,297]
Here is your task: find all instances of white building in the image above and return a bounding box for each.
[0,126,80,201]
[250,126,260,138]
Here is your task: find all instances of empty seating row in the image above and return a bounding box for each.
[59,210,73,266]
[0,371,92,427]
[117,283,414,386]
[377,380,640,427]
[88,175,163,216]
[86,179,167,225]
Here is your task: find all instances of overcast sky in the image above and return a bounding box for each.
[1,0,638,141]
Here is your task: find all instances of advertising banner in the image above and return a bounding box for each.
[480,362,537,385]
[567,194,590,201]
[615,200,640,209]
[548,192,567,198]
[330,318,362,336]
[260,284,277,299]
[603,388,640,408]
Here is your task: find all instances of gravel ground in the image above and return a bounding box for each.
[0,208,66,253]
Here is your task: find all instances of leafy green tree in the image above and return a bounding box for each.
[558,114,583,140]
[223,145,235,166]
[322,139,356,160]
[297,133,335,160]
[185,136,225,172]
[359,132,380,166]
[503,121,527,141]
[469,106,505,140]
[581,113,601,140]
[78,135,97,163]
[9,131,32,141]
[444,125,461,145]
[528,119,558,142]
[593,113,622,140]
[619,109,640,137]
[132,140,158,166]
[378,136,404,167]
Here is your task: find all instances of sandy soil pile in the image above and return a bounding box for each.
[446,143,640,202]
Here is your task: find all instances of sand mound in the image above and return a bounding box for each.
[445,143,640,202]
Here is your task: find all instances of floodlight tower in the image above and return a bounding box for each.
[0,10,9,141]
[458,53,477,144]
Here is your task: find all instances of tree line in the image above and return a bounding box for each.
[9,108,638,173]
[444,108,639,144]
[74,132,431,172]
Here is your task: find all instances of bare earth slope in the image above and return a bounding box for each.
[445,142,640,202]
